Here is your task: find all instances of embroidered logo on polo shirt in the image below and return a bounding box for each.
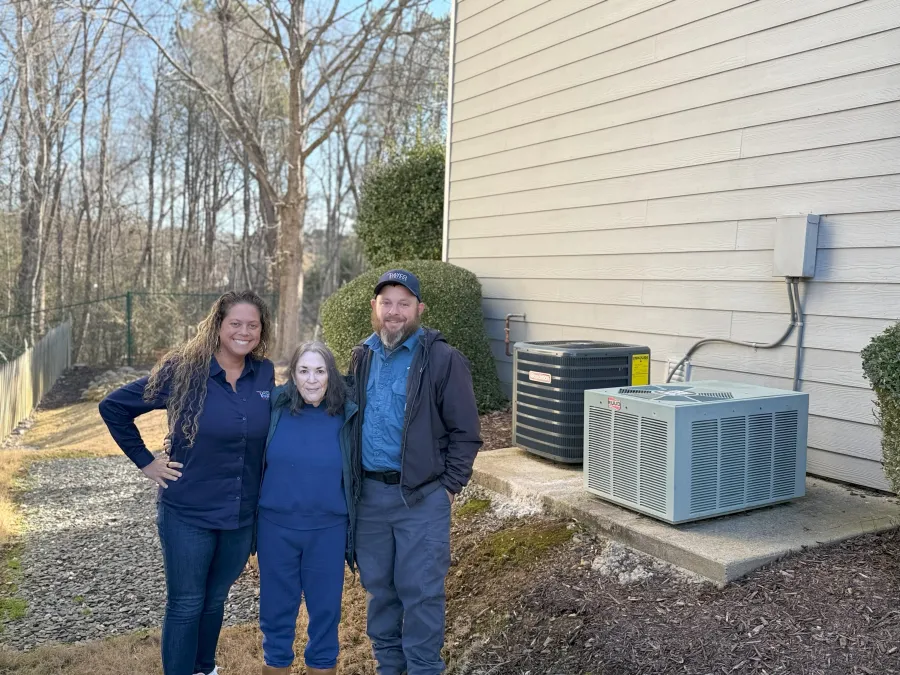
[257,390,270,400]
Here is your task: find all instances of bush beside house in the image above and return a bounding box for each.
[861,322,900,492]
[320,260,506,413]
[354,141,445,267]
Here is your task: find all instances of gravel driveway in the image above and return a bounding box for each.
[2,455,260,651]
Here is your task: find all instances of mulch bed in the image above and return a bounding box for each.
[36,365,108,410]
[480,409,512,451]
[453,525,900,675]
[468,412,900,674]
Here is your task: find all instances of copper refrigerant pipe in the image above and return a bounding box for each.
[505,313,526,356]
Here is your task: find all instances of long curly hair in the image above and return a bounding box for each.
[143,290,273,447]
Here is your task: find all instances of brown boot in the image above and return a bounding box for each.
[261,665,292,675]
[305,668,336,675]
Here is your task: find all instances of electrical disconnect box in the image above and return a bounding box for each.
[773,214,819,278]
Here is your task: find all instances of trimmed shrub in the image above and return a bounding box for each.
[860,321,900,492]
[320,260,506,413]
[355,141,445,266]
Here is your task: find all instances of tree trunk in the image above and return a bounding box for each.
[135,68,160,288]
[274,0,308,359]
[241,150,253,289]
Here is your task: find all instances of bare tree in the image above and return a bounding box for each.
[4,0,121,343]
[134,55,162,289]
[119,0,422,358]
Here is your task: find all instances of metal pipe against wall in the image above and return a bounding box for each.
[505,314,526,357]
[792,280,805,392]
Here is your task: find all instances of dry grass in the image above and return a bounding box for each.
[0,399,378,674]
[0,396,558,675]
[0,404,167,545]
[0,569,376,675]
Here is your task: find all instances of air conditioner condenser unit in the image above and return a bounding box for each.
[513,340,651,464]
[583,381,808,524]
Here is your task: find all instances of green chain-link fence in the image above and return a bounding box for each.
[0,291,278,367]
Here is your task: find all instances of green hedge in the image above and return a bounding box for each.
[355,142,444,267]
[321,260,506,413]
[861,322,900,492]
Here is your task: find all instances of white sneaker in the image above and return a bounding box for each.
[193,669,218,675]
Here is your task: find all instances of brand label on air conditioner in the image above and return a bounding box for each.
[528,370,552,384]
[608,397,622,411]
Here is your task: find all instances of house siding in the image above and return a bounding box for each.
[445,0,900,491]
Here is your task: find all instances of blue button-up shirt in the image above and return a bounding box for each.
[99,356,274,530]
[362,328,423,472]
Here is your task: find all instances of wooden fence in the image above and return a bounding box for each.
[0,321,72,440]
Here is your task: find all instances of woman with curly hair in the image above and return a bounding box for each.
[99,290,275,675]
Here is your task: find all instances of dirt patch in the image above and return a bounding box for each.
[480,409,511,451]
[37,366,108,410]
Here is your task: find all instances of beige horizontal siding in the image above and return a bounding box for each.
[449,212,900,256]
[455,0,755,99]
[478,277,900,321]
[483,303,893,354]
[450,139,900,219]
[453,65,900,164]
[455,0,880,120]
[455,0,674,78]
[446,0,900,491]
[453,32,900,154]
[456,0,504,24]
[455,0,550,44]
[807,449,888,489]
[451,103,900,196]
[455,247,900,284]
[453,26,900,141]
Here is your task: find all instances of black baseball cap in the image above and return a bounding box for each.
[374,269,421,301]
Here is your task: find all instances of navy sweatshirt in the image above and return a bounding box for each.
[258,404,347,530]
[99,356,274,530]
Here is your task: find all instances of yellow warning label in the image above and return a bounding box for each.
[632,354,650,385]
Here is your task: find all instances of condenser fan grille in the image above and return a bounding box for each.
[617,385,734,403]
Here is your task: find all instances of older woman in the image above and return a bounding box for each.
[99,291,275,675]
[257,341,359,675]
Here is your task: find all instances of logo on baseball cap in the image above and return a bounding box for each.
[374,269,421,301]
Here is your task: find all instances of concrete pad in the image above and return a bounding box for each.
[472,447,900,585]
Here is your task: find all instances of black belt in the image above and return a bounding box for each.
[364,470,401,485]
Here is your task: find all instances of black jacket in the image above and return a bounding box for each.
[348,328,482,506]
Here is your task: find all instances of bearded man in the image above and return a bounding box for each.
[348,269,482,675]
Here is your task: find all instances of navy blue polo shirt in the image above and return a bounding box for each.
[99,356,274,530]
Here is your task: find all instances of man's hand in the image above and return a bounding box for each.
[141,457,183,488]
[446,489,455,504]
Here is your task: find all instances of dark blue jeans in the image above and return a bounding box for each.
[156,503,254,675]
[356,480,452,675]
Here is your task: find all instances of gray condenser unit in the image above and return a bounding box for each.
[583,382,809,524]
[513,341,651,463]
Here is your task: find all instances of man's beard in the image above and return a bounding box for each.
[372,309,421,350]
